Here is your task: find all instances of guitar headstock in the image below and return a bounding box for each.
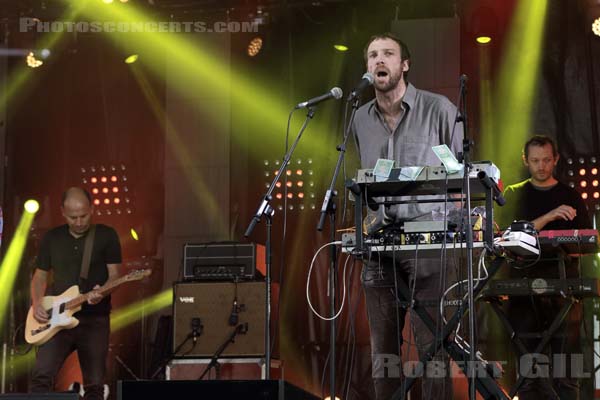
[125,269,152,281]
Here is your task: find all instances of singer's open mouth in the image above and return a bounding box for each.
[376,71,388,78]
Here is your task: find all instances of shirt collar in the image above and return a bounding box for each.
[368,82,416,117]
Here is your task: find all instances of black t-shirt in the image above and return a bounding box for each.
[499,179,592,230]
[37,224,122,315]
[499,179,592,279]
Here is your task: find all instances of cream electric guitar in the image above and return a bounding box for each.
[25,269,151,345]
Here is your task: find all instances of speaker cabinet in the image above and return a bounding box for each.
[0,395,78,400]
[173,281,266,357]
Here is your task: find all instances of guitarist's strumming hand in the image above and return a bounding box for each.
[33,303,49,323]
[87,285,103,305]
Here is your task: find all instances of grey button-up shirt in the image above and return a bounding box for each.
[352,83,463,231]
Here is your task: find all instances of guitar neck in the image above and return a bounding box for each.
[65,275,128,310]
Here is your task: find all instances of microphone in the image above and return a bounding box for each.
[190,317,203,343]
[228,297,239,326]
[477,171,506,206]
[347,72,374,101]
[295,87,343,109]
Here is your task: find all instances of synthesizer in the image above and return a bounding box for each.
[341,232,539,258]
[480,278,600,298]
[537,229,599,255]
[354,162,500,196]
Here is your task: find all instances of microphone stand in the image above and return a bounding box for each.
[245,107,317,379]
[197,323,249,380]
[457,75,477,400]
[316,97,360,400]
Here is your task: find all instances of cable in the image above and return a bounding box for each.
[306,241,349,321]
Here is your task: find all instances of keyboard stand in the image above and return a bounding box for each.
[389,253,511,400]
[482,289,578,399]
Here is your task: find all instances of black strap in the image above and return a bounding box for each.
[80,224,96,281]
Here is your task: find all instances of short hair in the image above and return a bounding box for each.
[62,187,92,206]
[523,135,558,159]
[363,32,411,79]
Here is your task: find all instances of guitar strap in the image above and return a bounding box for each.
[79,224,96,285]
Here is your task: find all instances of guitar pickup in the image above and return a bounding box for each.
[31,324,51,335]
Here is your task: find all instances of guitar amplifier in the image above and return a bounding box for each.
[183,242,264,281]
[172,281,269,357]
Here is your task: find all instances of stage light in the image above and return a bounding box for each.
[104,199,110,205]
[286,181,292,188]
[102,187,109,194]
[94,199,100,206]
[101,176,108,183]
[296,169,303,175]
[24,199,39,214]
[92,188,99,195]
[593,180,598,187]
[275,182,281,188]
[334,44,349,52]
[114,197,121,204]
[594,192,600,199]
[593,17,600,36]
[581,181,588,188]
[476,36,492,44]
[130,228,139,241]
[102,0,113,3]
[247,37,263,57]
[583,192,589,200]
[580,168,587,176]
[592,168,598,175]
[125,54,138,64]
[112,187,119,193]
[91,177,98,183]
[26,52,43,68]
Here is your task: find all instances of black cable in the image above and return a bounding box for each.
[271,109,295,359]
[11,322,33,356]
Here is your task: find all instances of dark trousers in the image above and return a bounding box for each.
[31,314,110,400]
[362,255,453,400]
[507,261,582,400]
[507,296,582,400]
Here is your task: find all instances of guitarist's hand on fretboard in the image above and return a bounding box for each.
[87,285,103,305]
[33,303,49,323]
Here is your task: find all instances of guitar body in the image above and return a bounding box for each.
[24,269,150,346]
[25,285,82,345]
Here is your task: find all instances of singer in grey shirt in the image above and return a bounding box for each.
[353,81,463,231]
[351,33,462,400]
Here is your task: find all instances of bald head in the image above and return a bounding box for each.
[62,187,92,207]
[61,187,93,237]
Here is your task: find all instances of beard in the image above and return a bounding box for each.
[374,69,403,92]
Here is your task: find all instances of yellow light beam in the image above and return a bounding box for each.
[485,0,549,184]
[60,0,334,159]
[0,203,38,325]
[110,289,172,332]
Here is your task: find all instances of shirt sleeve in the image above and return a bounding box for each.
[439,98,463,157]
[104,227,122,264]
[572,193,592,229]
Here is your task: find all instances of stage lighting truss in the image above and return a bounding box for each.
[263,158,316,212]
[80,164,134,216]
[564,155,600,210]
